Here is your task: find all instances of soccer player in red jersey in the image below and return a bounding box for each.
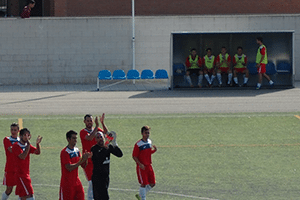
[2,123,19,200]
[216,47,232,87]
[255,37,274,89]
[133,126,157,200]
[60,130,91,200]
[20,0,35,18]
[12,128,42,200]
[80,114,108,200]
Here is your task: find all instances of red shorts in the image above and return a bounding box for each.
[16,176,34,197]
[136,165,155,185]
[204,68,214,74]
[59,183,85,200]
[83,161,93,181]
[3,171,17,186]
[257,63,266,74]
[219,67,230,73]
[234,68,247,73]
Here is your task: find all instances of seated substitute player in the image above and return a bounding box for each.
[12,128,42,200]
[80,113,108,200]
[91,130,123,200]
[133,126,157,200]
[60,130,91,200]
[216,47,233,87]
[232,46,249,87]
[2,123,19,200]
[185,48,203,88]
[203,48,217,88]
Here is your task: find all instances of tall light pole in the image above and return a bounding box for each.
[132,0,135,71]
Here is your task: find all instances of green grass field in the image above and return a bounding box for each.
[1,112,300,200]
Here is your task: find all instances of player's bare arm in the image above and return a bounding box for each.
[85,116,99,141]
[18,140,31,160]
[151,145,157,154]
[100,113,108,134]
[34,135,43,155]
[133,156,145,170]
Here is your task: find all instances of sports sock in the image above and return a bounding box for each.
[145,185,152,193]
[2,192,9,200]
[269,80,274,85]
[139,187,146,200]
[257,83,261,88]
[233,77,238,84]
[217,73,222,84]
[87,180,93,200]
[244,77,248,84]
[228,73,233,84]
[204,74,211,84]
[185,76,192,86]
[198,75,203,86]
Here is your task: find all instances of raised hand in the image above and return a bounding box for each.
[100,113,105,124]
[36,135,43,144]
[94,116,99,127]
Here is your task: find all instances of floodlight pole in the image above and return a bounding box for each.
[132,0,136,84]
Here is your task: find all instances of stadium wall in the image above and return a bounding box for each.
[0,14,299,85]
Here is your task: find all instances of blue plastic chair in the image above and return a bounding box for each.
[141,69,154,79]
[155,69,169,79]
[247,62,258,75]
[112,70,126,80]
[97,70,112,90]
[173,63,185,76]
[266,62,277,75]
[127,69,140,79]
[98,70,112,80]
[276,61,292,74]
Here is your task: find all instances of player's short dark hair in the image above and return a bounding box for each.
[256,37,263,43]
[28,0,35,4]
[84,114,92,120]
[66,130,77,139]
[10,122,19,129]
[221,46,227,49]
[190,48,197,52]
[206,48,212,52]
[141,126,151,133]
[237,46,243,50]
[20,128,30,136]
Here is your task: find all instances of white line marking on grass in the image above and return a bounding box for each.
[31,184,218,199]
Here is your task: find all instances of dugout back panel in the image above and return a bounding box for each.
[171,31,294,89]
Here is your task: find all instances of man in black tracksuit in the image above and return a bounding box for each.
[91,131,123,200]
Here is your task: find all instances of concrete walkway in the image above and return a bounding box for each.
[0,81,299,115]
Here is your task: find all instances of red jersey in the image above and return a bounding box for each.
[12,142,36,177]
[132,139,155,166]
[60,146,82,187]
[80,127,103,162]
[3,136,19,172]
[20,6,31,18]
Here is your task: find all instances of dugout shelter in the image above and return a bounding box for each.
[171,31,294,89]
